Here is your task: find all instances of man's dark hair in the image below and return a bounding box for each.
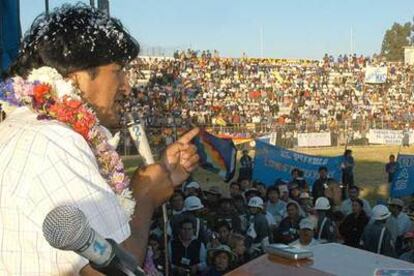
[7,3,139,78]
[266,186,280,197]
[287,202,299,210]
[230,182,241,189]
[318,166,328,172]
[215,220,231,232]
[170,191,185,201]
[352,198,364,209]
[348,185,360,192]
[291,168,300,175]
[344,149,352,156]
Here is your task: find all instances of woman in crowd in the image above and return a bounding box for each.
[276,202,303,244]
[339,199,369,248]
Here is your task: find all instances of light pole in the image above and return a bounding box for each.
[97,0,110,15]
[44,0,49,15]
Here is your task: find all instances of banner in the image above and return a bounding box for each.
[364,66,387,84]
[0,0,21,71]
[390,154,414,198]
[405,47,414,65]
[252,140,342,187]
[297,132,331,147]
[368,129,414,145]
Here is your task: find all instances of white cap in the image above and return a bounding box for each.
[248,196,264,209]
[185,181,200,190]
[372,204,391,220]
[184,196,204,211]
[315,197,331,210]
[299,218,315,230]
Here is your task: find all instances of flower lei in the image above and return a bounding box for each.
[0,67,135,219]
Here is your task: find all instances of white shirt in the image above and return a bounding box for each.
[0,107,131,275]
[340,198,372,217]
[395,212,413,237]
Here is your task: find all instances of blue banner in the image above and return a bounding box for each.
[1,0,22,71]
[390,154,414,198]
[252,140,343,187]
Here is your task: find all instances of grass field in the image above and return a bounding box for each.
[122,145,414,204]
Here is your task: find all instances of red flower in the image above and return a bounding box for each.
[64,98,82,109]
[33,84,51,104]
[73,120,90,138]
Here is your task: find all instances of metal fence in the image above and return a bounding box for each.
[115,118,412,156]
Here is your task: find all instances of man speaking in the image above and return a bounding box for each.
[0,3,199,275]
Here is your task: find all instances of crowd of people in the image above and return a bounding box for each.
[120,51,414,274]
[144,149,414,275]
[119,49,414,148]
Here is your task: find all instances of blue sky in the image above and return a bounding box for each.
[20,0,414,59]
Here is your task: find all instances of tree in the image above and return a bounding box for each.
[381,22,412,62]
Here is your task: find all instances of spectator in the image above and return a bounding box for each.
[244,188,261,203]
[232,195,249,233]
[298,192,313,216]
[288,183,302,203]
[339,199,369,248]
[228,234,250,267]
[254,182,267,199]
[204,186,222,213]
[399,231,414,262]
[266,186,287,226]
[340,186,372,216]
[360,205,395,257]
[168,196,211,244]
[289,168,308,192]
[314,197,337,242]
[278,184,290,202]
[229,182,242,199]
[276,202,303,244]
[245,197,270,255]
[213,198,242,233]
[312,166,333,204]
[388,198,413,237]
[341,149,355,197]
[148,234,166,274]
[184,181,203,197]
[239,149,253,181]
[289,218,320,249]
[385,154,399,184]
[203,245,235,276]
[169,219,207,275]
[169,191,185,216]
[239,179,252,193]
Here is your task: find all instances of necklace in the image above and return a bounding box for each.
[0,66,135,219]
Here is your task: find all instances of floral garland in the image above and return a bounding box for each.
[0,67,136,219]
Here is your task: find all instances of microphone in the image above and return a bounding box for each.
[126,112,155,165]
[126,112,170,276]
[42,205,144,276]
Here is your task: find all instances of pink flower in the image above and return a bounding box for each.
[12,77,34,101]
